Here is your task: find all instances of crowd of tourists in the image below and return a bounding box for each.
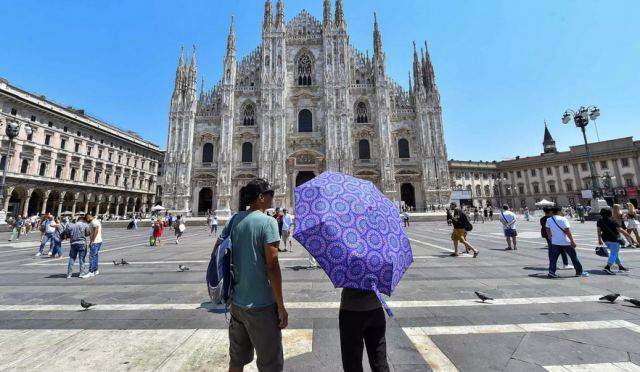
[448,201,640,279]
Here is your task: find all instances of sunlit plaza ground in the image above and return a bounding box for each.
[0,219,639,371]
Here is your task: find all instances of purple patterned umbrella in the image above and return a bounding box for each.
[293,171,413,314]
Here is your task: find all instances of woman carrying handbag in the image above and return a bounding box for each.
[597,207,634,274]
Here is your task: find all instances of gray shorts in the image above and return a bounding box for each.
[229,303,283,371]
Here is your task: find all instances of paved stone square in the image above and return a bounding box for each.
[0,218,640,371]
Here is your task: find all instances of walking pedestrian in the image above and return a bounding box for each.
[540,207,571,269]
[51,217,64,258]
[577,205,586,223]
[545,206,589,278]
[597,207,633,274]
[473,207,479,223]
[524,207,530,222]
[483,207,488,223]
[403,211,410,227]
[612,204,640,247]
[624,203,640,247]
[339,288,390,372]
[65,216,91,279]
[445,208,452,226]
[153,219,163,245]
[216,178,287,372]
[81,212,103,278]
[281,209,293,252]
[9,215,23,241]
[489,208,494,221]
[36,212,56,257]
[447,202,479,258]
[209,212,218,236]
[274,208,285,252]
[174,216,185,244]
[499,205,518,250]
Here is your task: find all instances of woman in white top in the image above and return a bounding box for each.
[625,203,640,247]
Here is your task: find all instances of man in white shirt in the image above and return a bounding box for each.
[82,212,103,278]
[280,209,293,252]
[545,206,589,278]
[499,205,518,250]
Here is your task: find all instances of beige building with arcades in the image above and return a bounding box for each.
[449,125,640,209]
[0,78,163,220]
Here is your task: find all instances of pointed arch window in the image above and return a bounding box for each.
[202,143,214,163]
[398,139,410,159]
[297,54,312,86]
[356,102,369,123]
[243,104,255,126]
[298,110,313,132]
[241,142,253,163]
[358,139,371,160]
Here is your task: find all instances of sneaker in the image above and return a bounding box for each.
[94,271,99,276]
[563,264,574,270]
[618,265,629,272]
[35,252,42,257]
[66,274,72,279]
[547,272,559,279]
[577,272,590,277]
[47,252,52,256]
[80,272,94,279]
[505,247,513,251]
[473,251,479,258]
[603,266,616,275]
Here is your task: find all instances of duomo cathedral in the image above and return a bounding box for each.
[162,0,451,216]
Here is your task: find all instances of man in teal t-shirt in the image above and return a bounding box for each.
[217,178,287,372]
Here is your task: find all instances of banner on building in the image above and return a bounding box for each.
[581,190,593,199]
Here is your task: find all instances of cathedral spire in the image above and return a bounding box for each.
[190,44,197,68]
[263,0,272,31]
[423,41,437,91]
[543,120,557,153]
[276,0,284,29]
[373,12,383,58]
[323,0,332,27]
[412,41,423,90]
[200,76,205,97]
[227,16,236,56]
[178,46,184,67]
[335,0,345,28]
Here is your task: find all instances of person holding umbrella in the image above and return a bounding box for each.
[294,171,413,372]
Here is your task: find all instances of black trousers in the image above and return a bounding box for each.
[339,308,390,372]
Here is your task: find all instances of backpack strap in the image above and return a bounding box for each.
[550,216,568,236]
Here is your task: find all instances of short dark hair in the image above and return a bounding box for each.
[86,211,94,217]
[542,206,551,213]
[599,207,612,219]
[450,202,457,208]
[502,204,509,210]
[551,206,561,214]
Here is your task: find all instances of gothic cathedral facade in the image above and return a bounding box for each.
[162,0,451,216]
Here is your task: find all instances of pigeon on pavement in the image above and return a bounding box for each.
[178,265,190,272]
[474,291,494,302]
[112,260,120,266]
[80,299,95,310]
[599,293,620,303]
[121,259,129,265]
[624,298,640,307]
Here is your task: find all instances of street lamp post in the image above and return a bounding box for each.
[0,120,33,223]
[561,106,603,214]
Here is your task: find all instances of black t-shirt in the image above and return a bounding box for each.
[452,209,467,229]
[597,218,620,242]
[540,215,549,238]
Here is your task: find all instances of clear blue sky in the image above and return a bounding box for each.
[2,0,639,160]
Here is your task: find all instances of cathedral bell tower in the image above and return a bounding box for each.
[163,46,198,212]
